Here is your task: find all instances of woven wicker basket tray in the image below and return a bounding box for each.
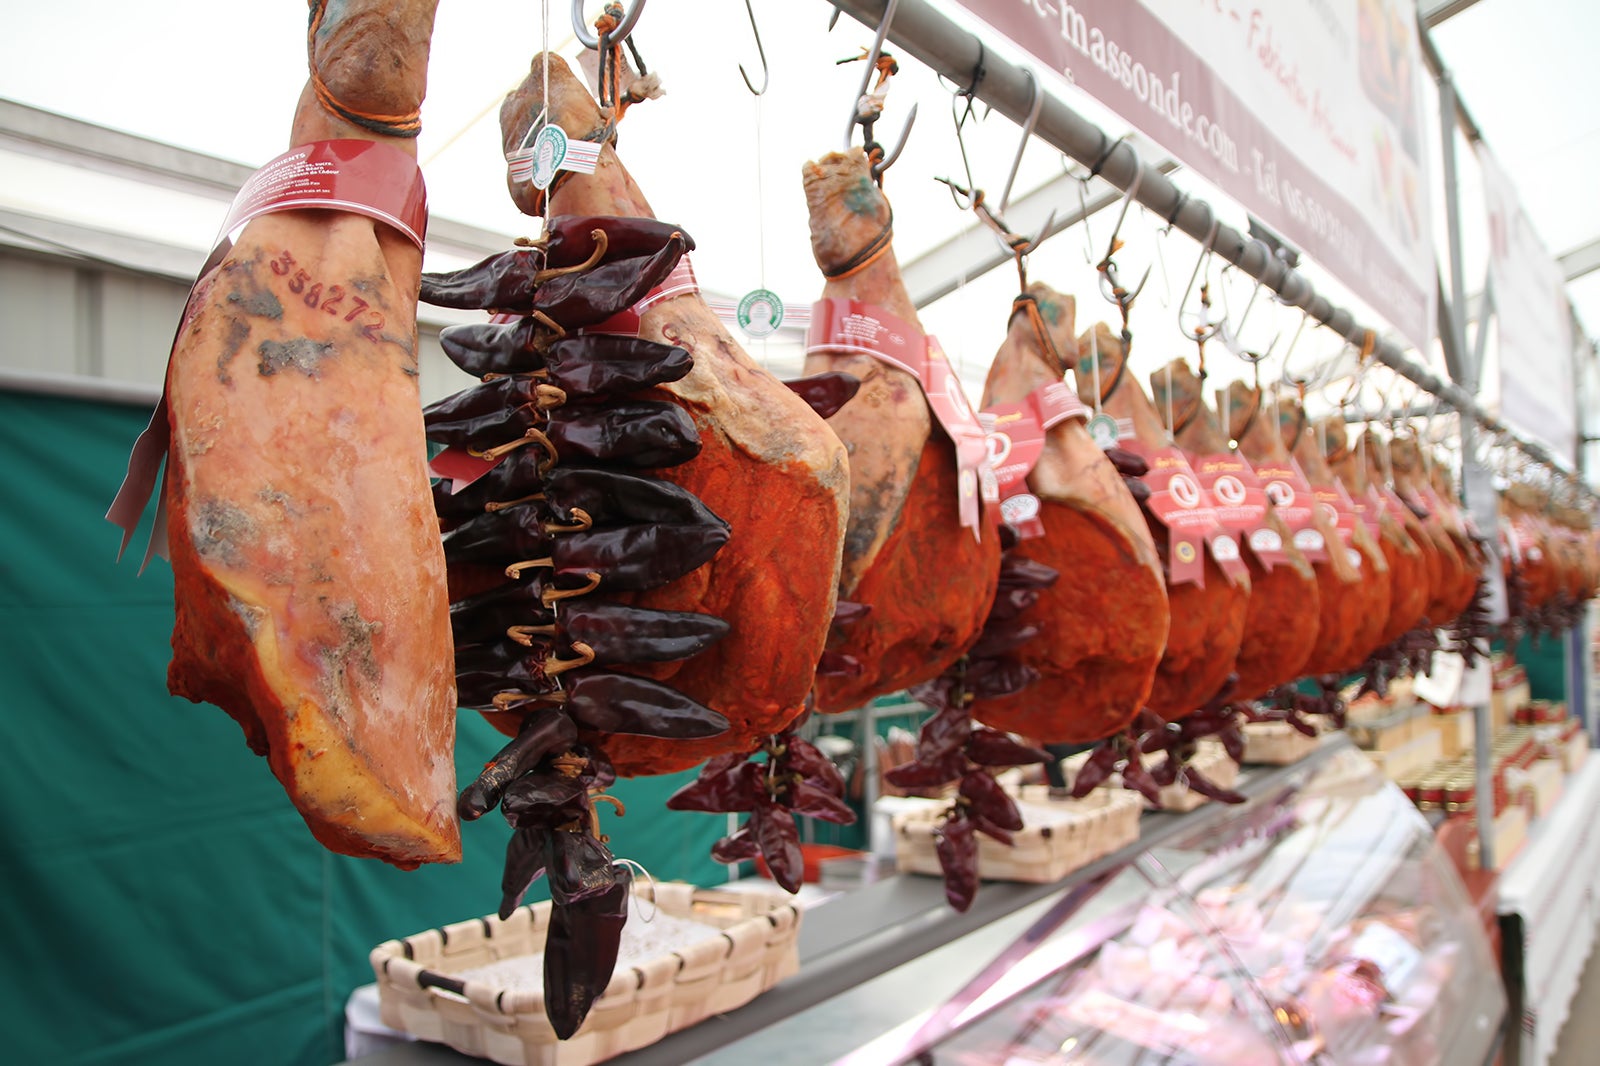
[894,787,1143,884]
[370,883,800,1066]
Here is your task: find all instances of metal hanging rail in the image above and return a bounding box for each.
[826,0,1584,492]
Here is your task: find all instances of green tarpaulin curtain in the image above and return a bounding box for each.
[0,389,730,1065]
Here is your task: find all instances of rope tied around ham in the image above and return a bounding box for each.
[305,1,423,137]
[821,208,895,280]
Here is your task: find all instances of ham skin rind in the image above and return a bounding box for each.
[164,0,458,868]
[973,286,1168,742]
[496,56,850,775]
[802,149,1000,713]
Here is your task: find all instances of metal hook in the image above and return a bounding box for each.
[999,69,1043,216]
[1178,207,1221,345]
[843,0,898,148]
[738,0,768,95]
[1096,153,1152,308]
[573,0,645,49]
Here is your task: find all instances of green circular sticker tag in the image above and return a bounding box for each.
[530,126,568,191]
[737,288,784,338]
[1087,413,1119,450]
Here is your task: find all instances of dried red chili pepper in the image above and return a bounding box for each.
[753,805,804,893]
[501,774,589,829]
[665,758,764,814]
[935,812,979,913]
[786,779,856,824]
[498,827,550,920]
[963,656,1039,700]
[783,371,861,419]
[564,673,731,739]
[884,753,967,789]
[958,770,1024,831]
[781,736,846,794]
[1118,751,1164,806]
[460,708,580,820]
[1069,742,1121,798]
[543,468,729,528]
[1182,767,1245,804]
[542,214,693,267]
[964,728,1052,768]
[542,401,702,468]
[557,603,729,665]
[421,232,686,323]
[711,826,761,863]
[543,864,632,1040]
[916,702,973,764]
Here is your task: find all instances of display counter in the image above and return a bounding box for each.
[1498,757,1600,1066]
[346,733,1506,1065]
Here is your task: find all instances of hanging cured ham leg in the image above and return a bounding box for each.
[1226,382,1366,681]
[1388,436,1470,627]
[802,147,1000,712]
[973,285,1168,742]
[1280,397,1392,674]
[162,0,458,867]
[1323,422,1431,646]
[1150,359,1320,704]
[1072,325,1249,722]
[487,54,851,776]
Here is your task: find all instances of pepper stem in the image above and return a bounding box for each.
[533,229,611,283]
[540,572,602,606]
[542,641,597,676]
[506,623,557,646]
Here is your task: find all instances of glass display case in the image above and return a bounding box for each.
[852,749,1506,1066]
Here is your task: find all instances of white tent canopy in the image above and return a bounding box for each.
[0,0,1594,472]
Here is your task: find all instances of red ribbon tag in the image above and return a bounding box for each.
[1191,451,1287,570]
[428,446,502,493]
[1122,443,1246,588]
[1252,458,1329,562]
[982,382,1089,539]
[581,256,700,336]
[808,298,995,535]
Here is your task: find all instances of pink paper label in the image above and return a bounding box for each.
[809,299,996,534]
[1123,443,1246,587]
[218,140,427,249]
[107,141,430,567]
[1252,458,1329,562]
[982,382,1089,539]
[1312,482,1365,570]
[582,256,700,336]
[1192,451,1286,570]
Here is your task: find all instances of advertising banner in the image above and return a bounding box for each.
[1478,143,1577,464]
[951,0,1436,352]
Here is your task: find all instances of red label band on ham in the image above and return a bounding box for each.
[807,297,995,533]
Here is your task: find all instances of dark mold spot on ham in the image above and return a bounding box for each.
[258,338,335,377]
[191,498,255,567]
[217,318,251,383]
[844,176,881,217]
[228,288,284,320]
